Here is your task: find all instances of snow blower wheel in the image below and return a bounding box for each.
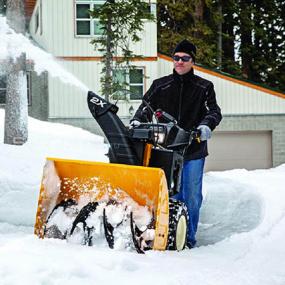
[167,199,188,251]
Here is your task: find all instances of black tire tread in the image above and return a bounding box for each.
[166,198,189,250]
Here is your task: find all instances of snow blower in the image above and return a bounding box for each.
[34,91,200,253]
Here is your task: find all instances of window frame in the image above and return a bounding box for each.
[34,0,43,35]
[35,7,40,34]
[146,3,157,18]
[74,0,105,37]
[112,67,145,101]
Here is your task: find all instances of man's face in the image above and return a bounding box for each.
[173,52,194,75]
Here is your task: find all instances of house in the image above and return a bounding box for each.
[2,0,285,171]
[27,0,158,129]
[159,54,285,171]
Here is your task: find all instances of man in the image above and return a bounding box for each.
[130,39,222,248]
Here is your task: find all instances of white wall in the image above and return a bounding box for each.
[48,60,158,118]
[29,0,158,119]
[30,0,157,57]
[158,57,285,115]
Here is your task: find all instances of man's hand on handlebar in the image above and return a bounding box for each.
[197,125,212,141]
[129,120,141,129]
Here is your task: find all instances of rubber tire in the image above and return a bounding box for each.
[166,198,189,251]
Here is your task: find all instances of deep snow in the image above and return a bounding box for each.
[1,12,285,285]
[0,109,285,285]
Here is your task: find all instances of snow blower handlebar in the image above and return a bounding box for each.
[34,91,198,253]
[129,116,201,151]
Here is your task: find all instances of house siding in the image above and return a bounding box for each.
[30,0,157,57]
[47,60,157,118]
[26,1,285,169]
[158,56,285,115]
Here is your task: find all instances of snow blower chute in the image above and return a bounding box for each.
[35,91,200,253]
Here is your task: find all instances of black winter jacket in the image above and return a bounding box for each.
[132,69,222,160]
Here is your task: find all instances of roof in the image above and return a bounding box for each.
[24,0,37,20]
[158,53,285,100]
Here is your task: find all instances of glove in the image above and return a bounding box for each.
[197,125,212,141]
[129,120,141,129]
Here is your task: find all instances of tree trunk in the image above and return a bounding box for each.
[194,0,204,22]
[217,2,222,69]
[222,0,236,73]
[239,0,253,79]
[193,0,204,38]
[4,0,28,145]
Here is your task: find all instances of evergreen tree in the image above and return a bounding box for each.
[238,0,255,78]
[273,0,285,91]
[90,0,154,100]
[219,0,285,91]
[257,0,285,91]
[236,0,285,91]
[220,0,241,75]
[157,0,220,67]
[157,0,285,92]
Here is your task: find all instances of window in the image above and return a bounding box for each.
[113,68,144,101]
[0,73,31,105]
[75,0,105,36]
[146,3,156,17]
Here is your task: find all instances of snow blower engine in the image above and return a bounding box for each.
[34,91,201,253]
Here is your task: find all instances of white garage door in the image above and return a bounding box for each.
[205,131,272,171]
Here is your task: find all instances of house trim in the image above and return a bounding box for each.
[57,56,158,62]
[158,53,285,100]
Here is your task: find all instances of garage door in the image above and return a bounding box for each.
[205,131,272,171]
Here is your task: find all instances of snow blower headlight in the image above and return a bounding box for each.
[155,132,165,144]
[153,127,167,144]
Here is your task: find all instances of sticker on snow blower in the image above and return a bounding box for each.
[90,97,107,108]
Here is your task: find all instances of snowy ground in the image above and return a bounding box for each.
[1,12,284,285]
[0,109,285,285]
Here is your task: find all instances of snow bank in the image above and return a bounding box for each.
[0,109,108,225]
[1,109,285,285]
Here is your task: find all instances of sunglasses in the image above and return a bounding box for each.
[173,55,192,62]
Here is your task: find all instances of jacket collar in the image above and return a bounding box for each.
[173,68,195,83]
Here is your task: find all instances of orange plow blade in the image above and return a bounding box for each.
[35,158,169,250]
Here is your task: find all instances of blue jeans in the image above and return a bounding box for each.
[173,158,205,247]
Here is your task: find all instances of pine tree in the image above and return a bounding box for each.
[157,1,285,92]
[4,0,28,145]
[258,0,285,91]
[238,0,254,78]
[220,0,241,75]
[236,0,285,91]
[219,0,285,91]
[157,0,220,67]
[90,0,154,101]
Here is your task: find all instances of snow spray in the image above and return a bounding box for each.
[0,16,88,92]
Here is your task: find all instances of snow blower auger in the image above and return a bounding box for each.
[34,91,201,253]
